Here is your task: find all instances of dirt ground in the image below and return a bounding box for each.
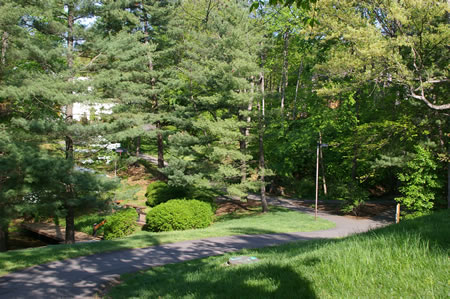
[215,198,262,216]
[215,197,396,219]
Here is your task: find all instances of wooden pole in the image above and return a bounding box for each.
[315,142,319,220]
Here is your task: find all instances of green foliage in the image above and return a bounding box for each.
[336,183,369,216]
[145,181,187,207]
[396,145,441,213]
[162,0,264,198]
[103,208,138,240]
[145,199,214,232]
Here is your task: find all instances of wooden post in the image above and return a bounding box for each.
[395,204,400,223]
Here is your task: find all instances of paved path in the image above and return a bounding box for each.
[0,197,392,299]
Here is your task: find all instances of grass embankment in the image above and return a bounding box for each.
[107,210,449,298]
[0,207,333,276]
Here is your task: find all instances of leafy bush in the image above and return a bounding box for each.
[396,145,441,213]
[145,181,187,207]
[337,183,369,216]
[103,208,138,240]
[145,199,214,232]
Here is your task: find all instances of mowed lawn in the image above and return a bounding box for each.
[107,210,449,298]
[0,207,333,276]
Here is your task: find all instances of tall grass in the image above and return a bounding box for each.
[108,210,449,298]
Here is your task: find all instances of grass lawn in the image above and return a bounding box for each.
[107,210,449,298]
[0,206,333,276]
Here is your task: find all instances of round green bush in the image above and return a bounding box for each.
[103,208,138,240]
[145,199,214,232]
[145,181,187,207]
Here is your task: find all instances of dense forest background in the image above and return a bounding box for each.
[0,0,448,250]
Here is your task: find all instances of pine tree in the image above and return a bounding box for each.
[0,0,117,248]
[93,0,176,171]
[163,0,264,198]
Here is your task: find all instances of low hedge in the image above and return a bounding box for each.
[103,208,138,240]
[145,181,187,207]
[145,199,214,232]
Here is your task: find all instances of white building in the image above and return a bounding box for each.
[72,102,115,121]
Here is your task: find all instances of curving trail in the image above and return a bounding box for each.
[0,196,392,299]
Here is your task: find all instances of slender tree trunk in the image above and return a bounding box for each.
[239,128,247,182]
[1,31,8,66]
[293,60,303,119]
[319,132,328,196]
[240,81,254,183]
[280,28,290,114]
[64,4,75,244]
[142,6,164,168]
[351,96,360,182]
[0,223,8,252]
[136,136,141,156]
[156,122,165,169]
[259,57,268,213]
[64,204,75,244]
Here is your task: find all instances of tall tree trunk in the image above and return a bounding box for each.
[351,96,360,182]
[293,60,303,119]
[0,223,8,252]
[240,81,254,183]
[319,132,328,196]
[64,204,75,244]
[280,28,290,114]
[64,4,75,244]
[239,127,247,182]
[136,136,141,156]
[259,57,268,213]
[156,122,165,169]
[142,5,164,169]
[1,31,8,66]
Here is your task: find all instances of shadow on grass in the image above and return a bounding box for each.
[110,258,317,299]
[138,158,165,180]
[107,211,450,298]
[1,209,447,298]
[226,227,281,235]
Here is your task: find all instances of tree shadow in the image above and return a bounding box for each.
[227,227,280,235]
[1,210,447,298]
[110,259,317,298]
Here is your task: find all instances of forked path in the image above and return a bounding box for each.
[0,197,392,298]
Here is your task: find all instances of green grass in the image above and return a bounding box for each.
[0,207,333,276]
[107,210,449,298]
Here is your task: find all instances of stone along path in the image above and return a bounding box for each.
[0,197,392,298]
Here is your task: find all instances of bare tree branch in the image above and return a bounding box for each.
[409,88,450,110]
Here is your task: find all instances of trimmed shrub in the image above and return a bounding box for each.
[103,208,138,240]
[145,199,214,232]
[145,181,187,207]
